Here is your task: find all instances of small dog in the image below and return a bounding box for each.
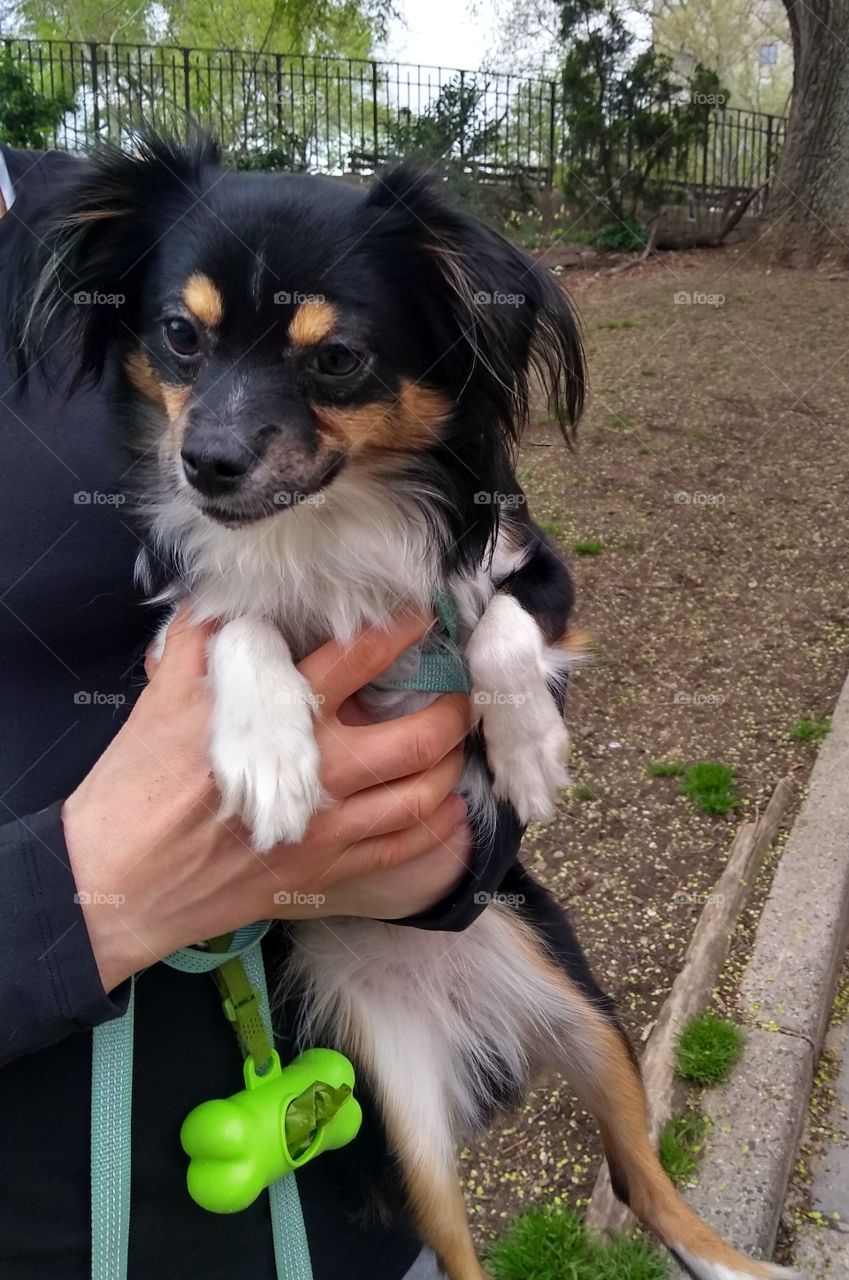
[12,133,796,1280]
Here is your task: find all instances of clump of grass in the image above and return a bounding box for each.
[681,761,737,815]
[570,783,596,802]
[676,1012,744,1085]
[647,760,685,778]
[789,716,831,743]
[659,1112,710,1183]
[488,1206,668,1280]
[574,539,603,556]
[539,521,566,540]
[599,318,636,330]
[610,413,637,430]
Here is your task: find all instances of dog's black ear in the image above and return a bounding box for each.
[9,128,221,386]
[365,167,585,445]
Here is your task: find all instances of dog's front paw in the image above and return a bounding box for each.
[476,690,569,823]
[467,593,570,825]
[212,689,323,850]
[209,618,325,851]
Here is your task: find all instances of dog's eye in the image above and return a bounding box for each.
[163,317,201,358]
[314,342,363,378]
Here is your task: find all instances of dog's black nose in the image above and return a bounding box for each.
[181,436,256,497]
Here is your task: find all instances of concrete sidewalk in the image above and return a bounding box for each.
[792,1003,849,1276]
[669,670,849,1271]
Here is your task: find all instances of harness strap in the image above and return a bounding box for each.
[383,590,472,695]
[90,922,312,1280]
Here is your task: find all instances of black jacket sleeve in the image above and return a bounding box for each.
[0,801,130,1064]
[394,798,526,932]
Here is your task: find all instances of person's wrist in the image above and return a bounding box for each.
[61,790,177,992]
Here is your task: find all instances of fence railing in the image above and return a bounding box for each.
[2,36,786,211]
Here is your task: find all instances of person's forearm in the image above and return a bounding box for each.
[0,804,130,1063]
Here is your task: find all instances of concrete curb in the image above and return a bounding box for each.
[671,671,849,1272]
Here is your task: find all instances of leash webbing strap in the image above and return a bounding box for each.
[242,936,313,1280]
[90,922,313,1280]
[91,977,135,1280]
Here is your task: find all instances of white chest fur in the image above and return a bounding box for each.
[147,469,446,654]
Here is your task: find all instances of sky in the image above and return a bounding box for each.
[382,0,652,76]
[383,0,506,72]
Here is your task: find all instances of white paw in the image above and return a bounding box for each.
[209,618,325,851]
[467,593,570,825]
[477,690,569,823]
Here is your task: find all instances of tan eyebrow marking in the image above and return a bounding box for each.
[288,299,337,347]
[183,272,224,328]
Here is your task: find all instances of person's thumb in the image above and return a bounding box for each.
[145,604,218,684]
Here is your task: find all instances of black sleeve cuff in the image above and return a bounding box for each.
[0,800,131,1063]
[389,800,525,932]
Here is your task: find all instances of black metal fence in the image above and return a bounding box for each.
[2,36,786,209]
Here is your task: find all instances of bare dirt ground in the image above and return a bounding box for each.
[461,247,849,1243]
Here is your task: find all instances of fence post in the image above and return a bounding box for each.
[459,68,466,162]
[701,106,710,190]
[276,52,283,138]
[90,41,100,136]
[371,60,379,163]
[182,47,191,115]
[547,79,557,188]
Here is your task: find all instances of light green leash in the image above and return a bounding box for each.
[90,922,313,1280]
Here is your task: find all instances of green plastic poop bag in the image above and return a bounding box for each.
[181,1048,362,1213]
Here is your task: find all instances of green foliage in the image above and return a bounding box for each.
[676,1012,744,1085]
[573,539,603,555]
[647,761,685,778]
[487,1206,668,1280]
[13,0,391,56]
[681,761,737,815]
[599,319,634,330]
[789,716,831,743]
[557,0,727,223]
[383,77,502,203]
[659,1111,710,1183]
[539,521,566,539]
[589,220,648,251]
[504,205,592,252]
[231,140,308,172]
[570,783,596,802]
[9,0,390,159]
[0,50,74,148]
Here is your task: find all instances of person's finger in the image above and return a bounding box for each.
[297,613,431,714]
[328,749,466,846]
[348,822,473,919]
[321,694,470,797]
[147,606,218,687]
[325,800,470,889]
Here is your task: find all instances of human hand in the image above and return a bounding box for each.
[63,609,472,992]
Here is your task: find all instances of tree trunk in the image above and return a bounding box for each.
[764,0,849,264]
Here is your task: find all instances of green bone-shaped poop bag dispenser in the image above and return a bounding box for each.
[181,1048,363,1213]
